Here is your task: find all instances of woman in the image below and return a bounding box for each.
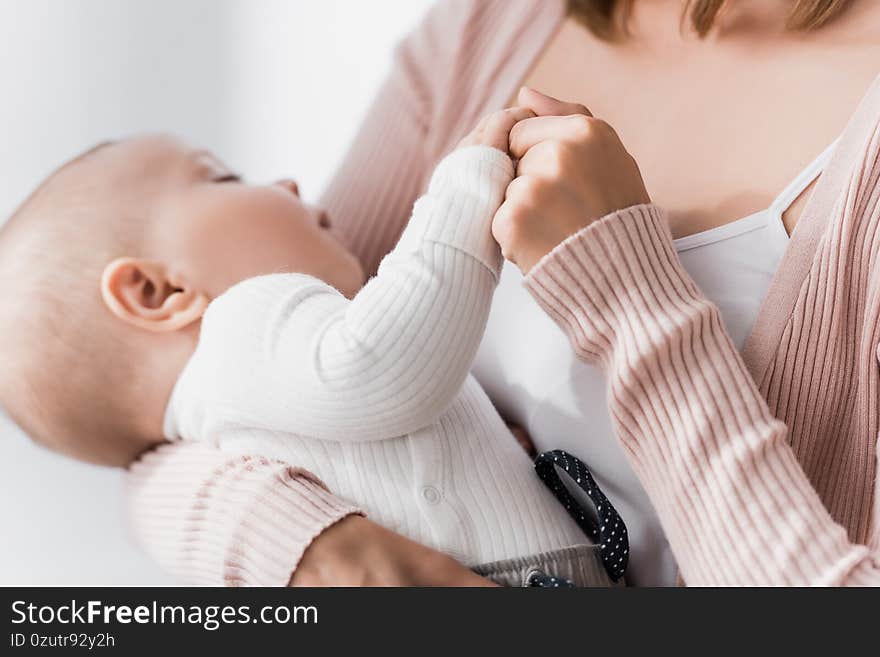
[128,0,880,585]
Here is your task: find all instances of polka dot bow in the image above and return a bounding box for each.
[534,450,629,582]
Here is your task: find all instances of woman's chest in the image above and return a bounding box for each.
[520,18,880,236]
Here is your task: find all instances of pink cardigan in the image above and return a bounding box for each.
[127,0,880,585]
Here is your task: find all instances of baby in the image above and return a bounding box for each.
[0,109,625,587]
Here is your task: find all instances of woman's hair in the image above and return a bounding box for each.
[568,0,852,39]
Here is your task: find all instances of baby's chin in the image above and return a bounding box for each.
[324,223,365,297]
[336,251,367,299]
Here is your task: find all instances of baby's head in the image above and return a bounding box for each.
[0,135,364,466]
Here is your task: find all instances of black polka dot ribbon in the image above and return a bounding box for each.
[526,571,576,588]
[534,450,629,582]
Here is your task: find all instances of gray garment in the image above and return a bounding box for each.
[473,544,623,588]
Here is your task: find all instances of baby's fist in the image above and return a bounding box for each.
[457,107,536,154]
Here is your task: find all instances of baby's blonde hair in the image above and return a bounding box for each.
[0,142,150,465]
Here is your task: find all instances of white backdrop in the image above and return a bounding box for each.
[0,0,431,585]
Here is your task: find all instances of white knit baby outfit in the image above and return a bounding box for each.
[163,146,593,573]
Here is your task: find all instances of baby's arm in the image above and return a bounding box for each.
[174,110,529,443]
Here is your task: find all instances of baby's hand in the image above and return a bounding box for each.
[457,107,536,154]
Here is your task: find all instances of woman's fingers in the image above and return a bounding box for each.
[516,86,592,118]
[460,91,591,155]
[509,114,608,159]
[513,139,568,178]
[509,88,598,157]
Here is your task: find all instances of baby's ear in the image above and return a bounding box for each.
[101,257,208,332]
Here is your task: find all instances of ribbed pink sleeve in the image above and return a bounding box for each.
[321,0,565,276]
[524,204,880,585]
[127,443,361,586]
[317,3,451,275]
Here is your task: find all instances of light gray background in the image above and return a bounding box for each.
[0,0,431,585]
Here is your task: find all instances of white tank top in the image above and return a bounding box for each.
[471,139,839,586]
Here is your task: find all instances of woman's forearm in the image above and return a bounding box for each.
[525,203,880,585]
[126,442,362,586]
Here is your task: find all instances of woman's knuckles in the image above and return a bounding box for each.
[562,113,593,141]
[537,141,571,176]
[517,173,563,205]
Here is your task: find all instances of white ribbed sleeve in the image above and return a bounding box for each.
[165,146,514,444]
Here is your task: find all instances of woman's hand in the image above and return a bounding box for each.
[492,87,651,274]
[290,515,498,587]
[507,422,536,458]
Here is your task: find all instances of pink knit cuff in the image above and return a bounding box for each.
[223,468,364,587]
[523,203,700,369]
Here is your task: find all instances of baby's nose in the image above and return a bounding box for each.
[276,179,300,197]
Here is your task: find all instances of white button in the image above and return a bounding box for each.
[421,486,441,504]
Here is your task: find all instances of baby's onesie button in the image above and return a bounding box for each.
[421,486,441,504]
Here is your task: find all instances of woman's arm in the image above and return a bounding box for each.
[318,1,470,276]
[503,89,880,585]
[128,444,495,586]
[524,204,880,585]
